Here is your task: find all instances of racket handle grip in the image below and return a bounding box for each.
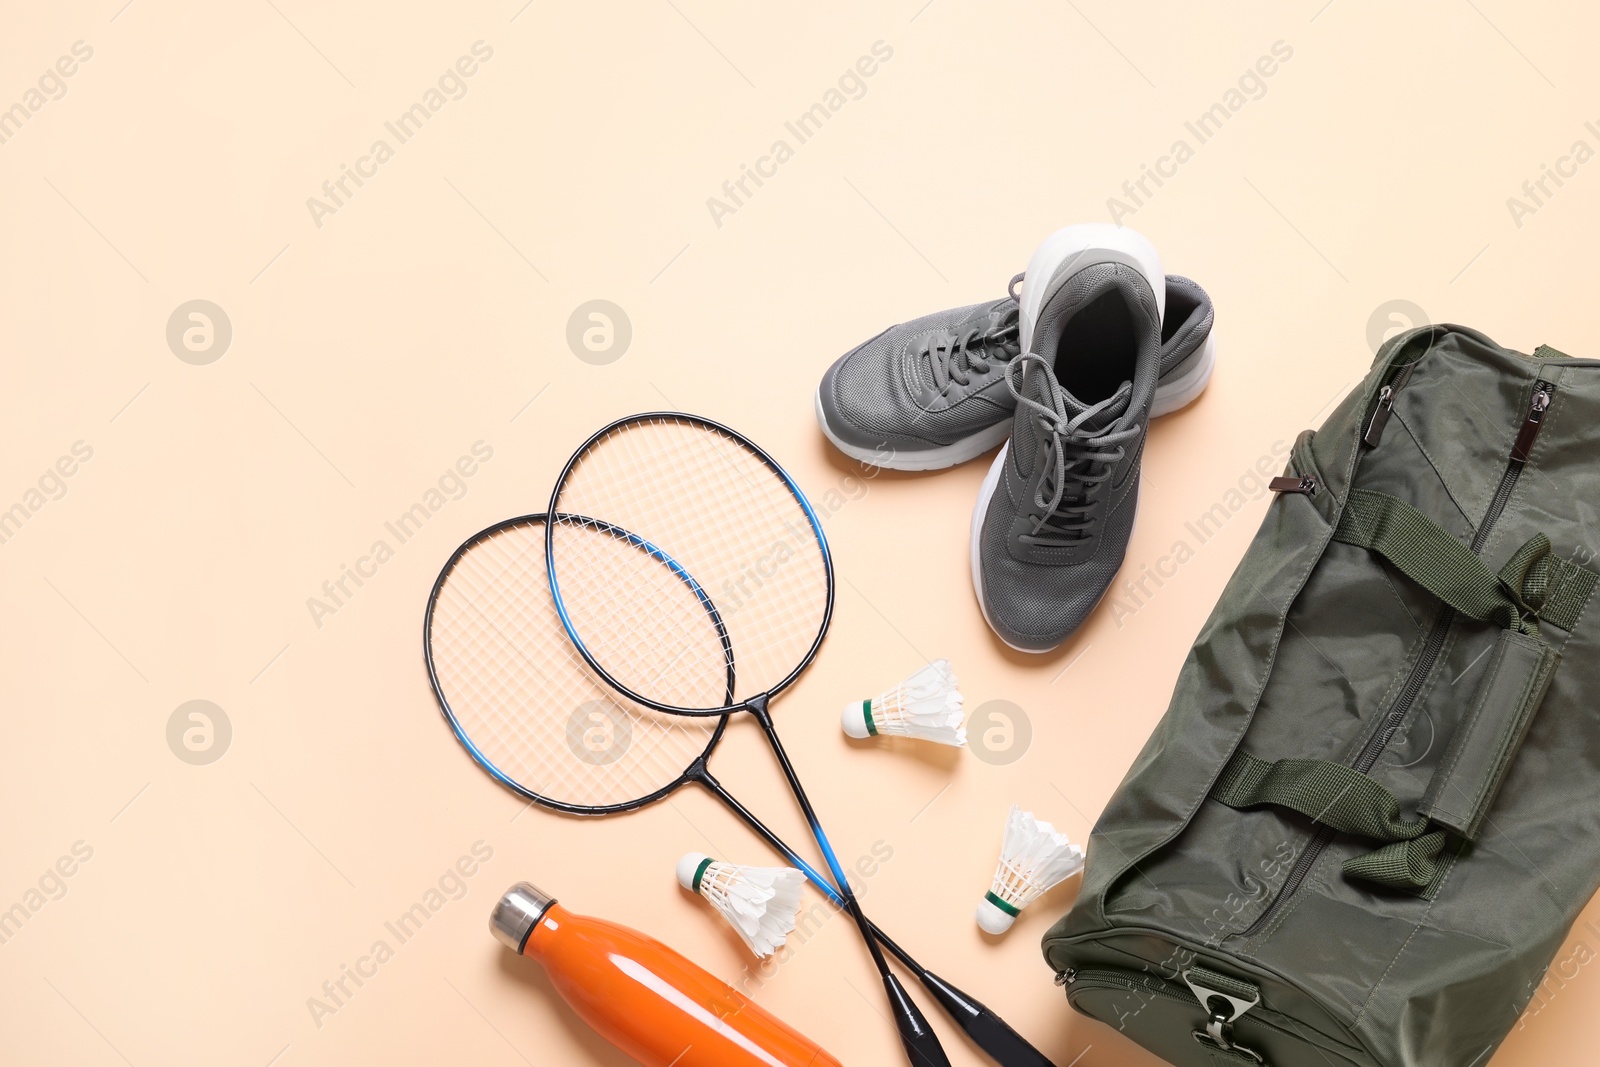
[885,973,953,1067]
[492,883,841,1067]
[913,969,1059,1066]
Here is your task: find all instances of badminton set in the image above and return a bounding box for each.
[425,412,1069,1066]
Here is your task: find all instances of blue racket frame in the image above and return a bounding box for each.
[544,410,835,718]
[424,512,731,816]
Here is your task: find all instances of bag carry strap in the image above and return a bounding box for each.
[1214,754,1427,841]
[1213,752,1449,892]
[1212,490,1586,892]
[1214,636,1559,892]
[1332,489,1596,634]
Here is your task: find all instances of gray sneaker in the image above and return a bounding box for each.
[816,250,1215,472]
[972,226,1191,652]
[815,276,1024,470]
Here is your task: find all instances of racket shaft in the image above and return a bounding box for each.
[693,772,1060,1067]
[743,704,949,1067]
[743,702,887,953]
[914,971,1059,1067]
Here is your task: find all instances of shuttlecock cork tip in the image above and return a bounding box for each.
[976,895,1017,935]
[676,852,714,892]
[840,699,873,739]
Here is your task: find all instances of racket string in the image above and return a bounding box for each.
[429,519,719,809]
[552,518,730,709]
[550,417,830,709]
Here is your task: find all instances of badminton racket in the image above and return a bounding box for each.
[544,414,944,1064]
[426,513,1058,1067]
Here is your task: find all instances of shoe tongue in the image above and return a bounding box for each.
[1059,381,1132,434]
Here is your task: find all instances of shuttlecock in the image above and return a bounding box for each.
[676,853,805,957]
[841,659,966,747]
[976,806,1085,935]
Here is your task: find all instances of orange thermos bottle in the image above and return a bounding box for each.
[490,882,843,1067]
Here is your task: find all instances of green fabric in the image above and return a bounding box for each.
[1500,533,1552,612]
[1333,488,1597,635]
[1186,967,1260,1005]
[1213,630,1560,891]
[862,698,878,736]
[1202,1040,1268,1066]
[1213,752,1446,891]
[1213,752,1429,843]
[1047,329,1600,1067]
[1421,630,1561,841]
[1499,536,1597,632]
[1342,832,1448,892]
[1333,489,1533,633]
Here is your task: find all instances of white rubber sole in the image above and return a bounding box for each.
[1150,331,1217,418]
[969,442,1141,654]
[969,442,1016,646]
[1019,223,1165,356]
[813,385,1011,471]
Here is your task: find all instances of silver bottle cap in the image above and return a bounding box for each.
[490,882,555,953]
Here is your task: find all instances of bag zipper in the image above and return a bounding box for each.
[1269,475,1317,496]
[1059,967,1274,1062]
[1241,378,1556,938]
[1056,967,1192,1004]
[1511,384,1553,462]
[1362,361,1418,448]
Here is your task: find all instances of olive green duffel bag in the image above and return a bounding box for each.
[1045,325,1600,1066]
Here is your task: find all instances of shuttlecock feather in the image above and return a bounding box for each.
[676,853,805,958]
[976,806,1084,935]
[841,659,966,747]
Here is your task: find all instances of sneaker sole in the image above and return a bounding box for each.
[969,442,1018,646]
[812,385,1012,471]
[969,442,1138,654]
[1150,331,1217,418]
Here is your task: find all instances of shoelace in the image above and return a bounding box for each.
[922,273,1025,393]
[1005,353,1139,546]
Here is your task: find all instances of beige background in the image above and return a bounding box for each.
[3,1,1598,1064]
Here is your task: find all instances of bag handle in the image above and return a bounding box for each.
[1213,753,1449,891]
[1211,490,1584,892]
[1331,489,1594,634]
[1330,491,1573,849]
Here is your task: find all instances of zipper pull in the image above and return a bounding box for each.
[1055,969,1077,987]
[1510,381,1555,463]
[1363,363,1417,447]
[1363,385,1395,447]
[1269,475,1317,496]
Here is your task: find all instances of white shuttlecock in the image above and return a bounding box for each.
[977,806,1085,935]
[841,659,966,747]
[676,853,805,958]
